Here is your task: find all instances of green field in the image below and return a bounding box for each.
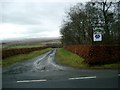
[56,48,120,69]
[3,45,44,49]
[2,39,61,50]
[2,48,51,67]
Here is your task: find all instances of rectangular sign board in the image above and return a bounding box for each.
[93,33,102,41]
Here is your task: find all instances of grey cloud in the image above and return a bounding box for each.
[2,14,41,25]
[1,2,42,25]
[28,28,49,34]
[1,2,68,25]
[0,1,80,40]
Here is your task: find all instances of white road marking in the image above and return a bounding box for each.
[17,79,47,83]
[118,74,120,76]
[69,76,96,80]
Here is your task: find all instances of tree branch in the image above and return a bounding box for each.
[105,2,112,12]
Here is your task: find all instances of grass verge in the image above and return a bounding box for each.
[55,48,89,69]
[2,48,51,67]
[56,48,120,69]
[0,60,1,66]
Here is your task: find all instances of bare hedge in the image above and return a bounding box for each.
[64,45,120,65]
[2,46,49,59]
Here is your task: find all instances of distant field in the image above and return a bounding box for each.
[3,44,44,49]
[56,48,120,69]
[2,39,61,49]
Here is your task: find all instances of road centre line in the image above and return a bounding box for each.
[17,79,47,83]
[17,76,96,83]
[69,76,96,80]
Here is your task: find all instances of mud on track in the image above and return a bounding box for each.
[2,49,67,74]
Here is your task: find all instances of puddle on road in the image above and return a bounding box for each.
[2,49,69,74]
[3,65,32,74]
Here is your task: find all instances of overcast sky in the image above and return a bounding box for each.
[0,0,91,41]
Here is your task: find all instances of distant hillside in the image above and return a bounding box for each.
[2,37,61,49]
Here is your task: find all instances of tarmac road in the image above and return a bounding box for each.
[2,49,120,88]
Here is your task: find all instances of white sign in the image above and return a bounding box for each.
[93,33,102,41]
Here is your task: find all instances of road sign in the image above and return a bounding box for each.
[93,33,102,41]
[93,27,103,34]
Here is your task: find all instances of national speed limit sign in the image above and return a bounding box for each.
[93,33,102,41]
